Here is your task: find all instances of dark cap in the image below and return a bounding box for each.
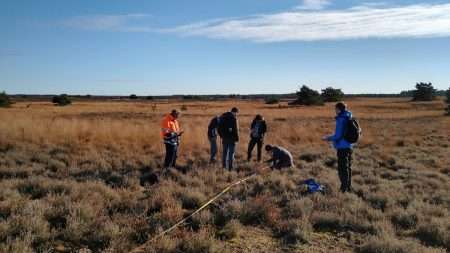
[231,107,239,113]
[171,109,180,116]
[265,144,273,151]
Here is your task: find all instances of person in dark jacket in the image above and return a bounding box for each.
[218,107,239,170]
[247,114,267,162]
[322,102,354,193]
[265,145,293,169]
[207,115,220,163]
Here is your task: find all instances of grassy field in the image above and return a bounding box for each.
[0,98,449,253]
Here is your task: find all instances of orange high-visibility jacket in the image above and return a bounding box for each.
[161,114,180,138]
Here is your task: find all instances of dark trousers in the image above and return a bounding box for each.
[209,137,218,162]
[222,141,236,170]
[164,143,178,168]
[247,138,263,161]
[337,148,353,192]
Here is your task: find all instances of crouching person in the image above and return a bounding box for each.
[264,144,293,169]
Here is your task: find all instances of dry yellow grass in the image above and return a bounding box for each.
[0,98,449,252]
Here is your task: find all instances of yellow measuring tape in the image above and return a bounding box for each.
[130,167,269,253]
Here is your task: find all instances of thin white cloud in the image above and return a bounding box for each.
[62,14,154,32]
[168,3,450,42]
[296,0,331,10]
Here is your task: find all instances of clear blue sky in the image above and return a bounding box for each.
[1,0,450,95]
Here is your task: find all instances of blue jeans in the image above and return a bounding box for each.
[222,141,236,170]
[209,137,218,162]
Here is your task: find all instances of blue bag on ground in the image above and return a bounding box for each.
[303,178,324,193]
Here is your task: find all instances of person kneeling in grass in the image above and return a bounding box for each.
[264,144,293,169]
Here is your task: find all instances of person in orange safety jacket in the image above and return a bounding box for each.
[161,110,183,168]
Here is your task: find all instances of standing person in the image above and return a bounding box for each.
[218,107,239,170]
[264,145,294,169]
[322,102,360,193]
[247,114,267,162]
[161,110,183,169]
[207,115,220,163]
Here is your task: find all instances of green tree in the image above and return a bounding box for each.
[129,94,138,99]
[52,94,72,106]
[290,85,324,106]
[321,87,344,102]
[412,82,436,101]
[0,91,12,108]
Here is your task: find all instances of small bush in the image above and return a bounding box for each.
[240,195,281,227]
[178,229,218,253]
[415,221,450,250]
[357,236,420,253]
[146,236,178,253]
[180,105,188,111]
[180,190,206,210]
[213,200,243,227]
[391,210,418,230]
[216,219,241,240]
[17,180,48,199]
[285,198,313,219]
[312,212,341,232]
[274,219,311,245]
[52,94,71,106]
[0,91,11,108]
[367,194,389,211]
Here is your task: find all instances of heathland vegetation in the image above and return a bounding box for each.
[0,97,449,252]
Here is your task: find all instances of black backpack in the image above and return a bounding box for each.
[218,112,237,140]
[344,118,361,144]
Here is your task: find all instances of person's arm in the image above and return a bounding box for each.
[327,118,345,141]
[261,121,267,136]
[250,119,256,130]
[217,117,223,138]
[207,119,214,137]
[265,158,273,163]
[233,118,239,142]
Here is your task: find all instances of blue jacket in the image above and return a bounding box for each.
[327,110,353,149]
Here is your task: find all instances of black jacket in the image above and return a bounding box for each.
[218,112,239,142]
[250,119,267,139]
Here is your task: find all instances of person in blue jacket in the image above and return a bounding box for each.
[323,102,354,193]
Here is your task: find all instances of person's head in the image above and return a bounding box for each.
[170,109,180,119]
[265,144,273,152]
[255,114,263,121]
[335,102,347,115]
[231,107,239,116]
